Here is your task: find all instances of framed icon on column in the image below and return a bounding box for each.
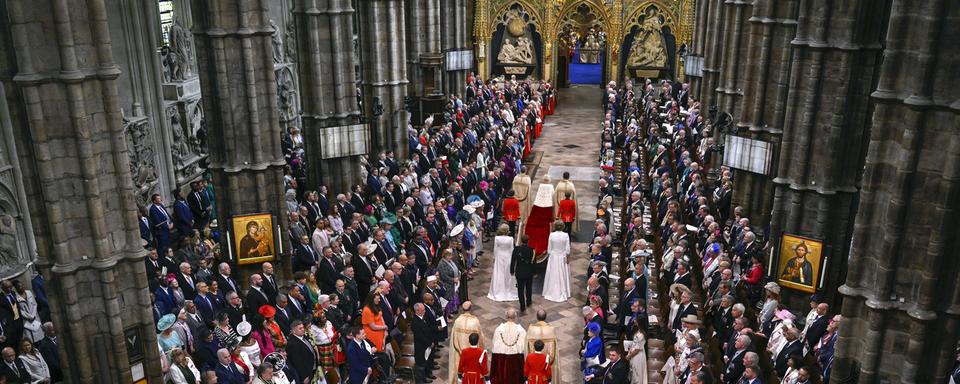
[776,234,824,293]
[231,213,276,265]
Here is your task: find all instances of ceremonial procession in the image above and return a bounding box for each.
[0,1,957,384]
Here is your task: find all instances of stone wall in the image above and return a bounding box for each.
[833,0,960,381]
[1,0,161,381]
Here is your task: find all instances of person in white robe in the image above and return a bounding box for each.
[490,309,526,384]
[541,221,571,303]
[488,224,519,301]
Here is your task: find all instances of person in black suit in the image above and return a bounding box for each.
[188,181,211,230]
[139,208,154,248]
[35,322,62,383]
[221,291,245,329]
[586,348,627,384]
[775,328,803,377]
[586,277,608,316]
[672,291,697,332]
[285,320,318,383]
[214,348,246,384]
[316,247,340,294]
[260,262,279,306]
[510,235,535,312]
[245,274,271,319]
[352,244,378,304]
[292,235,319,274]
[273,294,294,335]
[215,263,240,299]
[615,277,641,329]
[724,335,750,384]
[804,303,830,350]
[175,262,197,301]
[672,262,693,289]
[143,248,163,291]
[0,346,34,383]
[411,303,437,382]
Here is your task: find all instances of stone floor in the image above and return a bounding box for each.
[429,86,605,383]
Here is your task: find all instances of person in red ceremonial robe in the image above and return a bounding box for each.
[557,192,576,235]
[458,333,489,384]
[524,176,555,257]
[524,340,553,384]
[502,191,521,236]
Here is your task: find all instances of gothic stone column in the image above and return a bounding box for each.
[715,0,752,117]
[834,0,960,382]
[440,0,469,94]
[360,0,412,158]
[291,0,367,193]
[4,0,161,381]
[766,0,886,307]
[190,0,288,266]
[725,0,799,226]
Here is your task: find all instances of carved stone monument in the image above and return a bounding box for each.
[161,7,207,188]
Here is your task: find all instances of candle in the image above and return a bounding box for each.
[226,231,233,261]
[276,224,283,256]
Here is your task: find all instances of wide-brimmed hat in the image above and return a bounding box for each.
[426,275,438,283]
[775,309,795,321]
[681,314,702,325]
[463,205,476,214]
[670,283,692,297]
[449,223,465,237]
[470,199,485,209]
[157,314,176,332]
[259,305,276,319]
[365,242,378,254]
[765,282,781,295]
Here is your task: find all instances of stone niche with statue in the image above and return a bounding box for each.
[492,8,541,78]
[160,9,207,189]
[621,6,676,80]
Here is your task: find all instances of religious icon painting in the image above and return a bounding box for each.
[776,234,824,293]
[230,213,276,265]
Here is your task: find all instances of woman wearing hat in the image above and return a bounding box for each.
[310,309,339,383]
[237,317,263,368]
[760,282,781,335]
[257,305,285,349]
[581,322,604,377]
[228,339,255,382]
[157,313,183,358]
[250,313,276,359]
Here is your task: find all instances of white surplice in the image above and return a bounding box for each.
[542,231,571,302]
[488,235,519,301]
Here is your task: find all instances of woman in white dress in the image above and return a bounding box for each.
[626,330,648,384]
[488,224,519,301]
[542,221,571,302]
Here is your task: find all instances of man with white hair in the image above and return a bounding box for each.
[491,308,526,384]
[723,335,751,383]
